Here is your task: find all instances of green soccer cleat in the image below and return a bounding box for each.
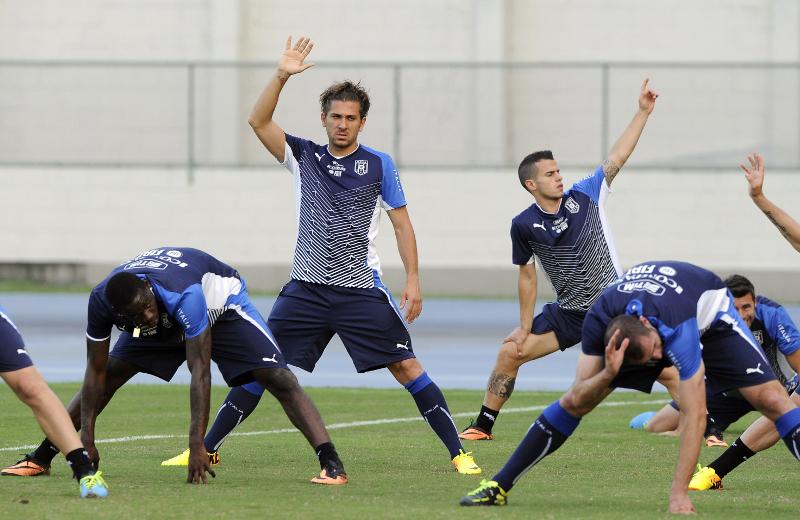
[79,471,109,498]
[460,479,507,506]
[688,465,723,491]
[161,448,220,467]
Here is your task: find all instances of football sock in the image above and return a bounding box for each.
[203,384,263,452]
[31,438,60,465]
[493,400,580,491]
[475,405,499,433]
[405,372,463,459]
[708,436,755,478]
[775,407,800,460]
[65,448,93,480]
[314,442,343,469]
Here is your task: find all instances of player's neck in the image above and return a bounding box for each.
[327,141,359,158]
[534,195,562,214]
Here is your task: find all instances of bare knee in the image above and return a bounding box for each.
[256,368,301,398]
[387,358,423,386]
[745,383,795,421]
[560,390,593,418]
[495,342,525,371]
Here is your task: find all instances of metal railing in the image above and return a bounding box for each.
[1,60,799,182]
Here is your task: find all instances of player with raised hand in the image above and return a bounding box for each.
[0,308,108,498]
[459,78,679,442]
[742,152,800,252]
[161,35,479,476]
[460,261,800,514]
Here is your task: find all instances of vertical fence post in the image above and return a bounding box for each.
[393,65,401,167]
[187,63,195,184]
[601,63,610,158]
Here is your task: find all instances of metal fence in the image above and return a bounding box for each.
[1,60,799,181]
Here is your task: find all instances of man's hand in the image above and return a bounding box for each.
[82,439,100,469]
[602,329,628,378]
[278,36,315,78]
[187,445,216,484]
[400,275,422,324]
[668,492,696,515]
[638,78,659,114]
[503,327,530,358]
[740,152,765,199]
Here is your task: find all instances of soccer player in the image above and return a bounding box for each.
[629,274,800,447]
[460,261,800,514]
[459,78,679,441]
[2,247,347,485]
[161,36,480,475]
[742,152,800,253]
[0,307,108,498]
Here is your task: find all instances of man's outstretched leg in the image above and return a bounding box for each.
[388,358,481,474]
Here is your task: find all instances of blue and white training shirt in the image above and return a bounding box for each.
[582,261,764,381]
[511,166,622,312]
[751,296,800,390]
[282,134,406,289]
[86,247,256,342]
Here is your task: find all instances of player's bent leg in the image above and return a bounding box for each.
[738,381,800,461]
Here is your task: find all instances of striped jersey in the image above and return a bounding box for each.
[281,134,406,288]
[511,166,621,312]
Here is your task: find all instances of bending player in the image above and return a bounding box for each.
[161,36,480,475]
[459,78,679,441]
[629,274,799,447]
[2,247,347,485]
[0,307,108,498]
[743,152,800,252]
[460,261,800,514]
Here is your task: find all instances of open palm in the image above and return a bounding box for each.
[278,36,315,76]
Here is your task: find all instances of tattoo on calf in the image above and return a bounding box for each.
[487,372,516,398]
[602,159,620,183]
[764,210,793,239]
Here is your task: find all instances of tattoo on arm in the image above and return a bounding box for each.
[487,372,516,398]
[602,159,620,183]
[764,210,793,240]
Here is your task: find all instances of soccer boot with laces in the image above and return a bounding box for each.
[460,479,508,506]
[161,448,220,467]
[310,459,348,485]
[688,465,723,491]
[79,471,109,498]
[1,454,50,476]
[458,421,494,441]
[452,450,482,475]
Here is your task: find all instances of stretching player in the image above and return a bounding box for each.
[161,36,480,475]
[0,307,108,498]
[460,261,800,514]
[459,78,679,441]
[2,247,346,485]
[743,152,800,252]
[629,274,800,447]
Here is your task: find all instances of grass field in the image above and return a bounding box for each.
[1,384,796,519]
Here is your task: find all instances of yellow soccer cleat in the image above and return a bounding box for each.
[459,479,507,506]
[688,465,723,491]
[452,450,482,475]
[160,448,220,467]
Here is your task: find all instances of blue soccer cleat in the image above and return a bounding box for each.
[79,471,109,498]
[629,411,656,430]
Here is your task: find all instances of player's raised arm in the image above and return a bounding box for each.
[80,337,110,467]
[248,36,315,162]
[387,206,422,324]
[603,78,658,185]
[184,327,216,484]
[742,153,800,253]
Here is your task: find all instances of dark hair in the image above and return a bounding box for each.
[517,150,554,190]
[724,274,755,299]
[105,272,147,312]
[319,80,370,118]
[604,314,652,364]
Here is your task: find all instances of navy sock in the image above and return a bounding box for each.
[493,401,580,491]
[405,372,463,459]
[708,436,755,478]
[204,383,264,452]
[65,448,93,480]
[775,407,800,460]
[31,438,60,465]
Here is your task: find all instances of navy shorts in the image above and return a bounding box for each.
[531,303,586,351]
[267,279,414,373]
[611,321,778,394]
[110,304,287,387]
[0,309,33,373]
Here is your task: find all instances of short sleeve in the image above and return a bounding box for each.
[380,154,407,210]
[764,305,800,356]
[511,220,534,265]
[580,308,608,356]
[570,165,606,205]
[173,284,210,339]
[281,133,313,175]
[663,319,703,380]
[86,288,114,342]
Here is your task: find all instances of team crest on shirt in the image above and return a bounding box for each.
[565,197,580,214]
[354,160,369,176]
[752,329,764,345]
[327,161,346,177]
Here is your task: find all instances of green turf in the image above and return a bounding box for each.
[0,384,796,518]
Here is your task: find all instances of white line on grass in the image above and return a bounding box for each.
[0,398,668,452]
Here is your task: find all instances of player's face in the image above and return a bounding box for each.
[632,330,663,364]
[321,100,365,153]
[122,286,159,328]
[531,160,564,200]
[733,293,757,327]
